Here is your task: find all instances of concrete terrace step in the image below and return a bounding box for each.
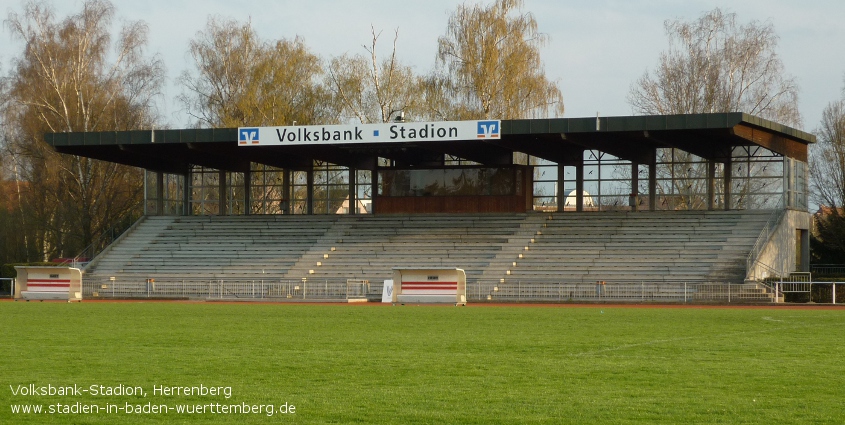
[85,210,772,287]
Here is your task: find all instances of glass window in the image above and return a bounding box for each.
[731,146,783,209]
[378,167,521,197]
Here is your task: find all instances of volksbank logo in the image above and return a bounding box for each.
[477,121,500,139]
[239,128,260,145]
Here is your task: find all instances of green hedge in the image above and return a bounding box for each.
[1,262,56,279]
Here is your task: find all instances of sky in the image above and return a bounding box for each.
[1,0,843,133]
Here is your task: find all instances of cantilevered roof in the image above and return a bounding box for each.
[44,113,815,175]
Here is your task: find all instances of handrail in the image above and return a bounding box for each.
[60,204,144,269]
[745,197,786,280]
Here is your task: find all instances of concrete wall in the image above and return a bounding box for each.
[747,209,812,281]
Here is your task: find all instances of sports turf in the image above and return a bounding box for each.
[2,301,844,424]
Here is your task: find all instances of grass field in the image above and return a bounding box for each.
[2,301,844,424]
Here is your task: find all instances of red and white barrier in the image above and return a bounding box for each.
[391,268,466,305]
[14,267,83,301]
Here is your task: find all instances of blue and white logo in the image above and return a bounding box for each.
[239,128,260,144]
[477,121,500,139]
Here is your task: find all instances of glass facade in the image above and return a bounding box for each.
[654,148,714,211]
[143,170,185,215]
[533,159,558,211]
[730,146,783,209]
[583,150,632,211]
[250,164,286,214]
[143,145,807,216]
[378,167,520,197]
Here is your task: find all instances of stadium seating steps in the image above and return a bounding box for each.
[84,210,773,289]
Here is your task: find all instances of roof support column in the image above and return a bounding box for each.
[724,157,732,210]
[182,171,190,216]
[155,171,164,216]
[371,169,379,215]
[218,169,227,216]
[630,162,639,212]
[648,160,657,212]
[282,169,291,214]
[243,168,251,216]
[557,163,565,213]
[575,156,584,212]
[306,167,314,215]
[349,167,357,215]
[707,160,716,211]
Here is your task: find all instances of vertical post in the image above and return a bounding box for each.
[371,168,379,215]
[183,171,191,216]
[282,169,291,214]
[156,172,164,215]
[809,282,813,303]
[833,283,836,305]
[575,158,584,212]
[349,167,357,215]
[143,170,148,216]
[218,170,227,216]
[648,160,657,211]
[707,160,716,210]
[630,162,639,212]
[306,166,314,215]
[724,157,732,210]
[244,168,252,216]
[557,163,566,212]
[684,282,687,303]
[784,158,793,208]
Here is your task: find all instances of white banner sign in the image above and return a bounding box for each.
[381,280,394,303]
[237,120,500,146]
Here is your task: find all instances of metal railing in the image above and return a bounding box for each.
[83,277,353,300]
[777,277,843,304]
[60,206,144,269]
[1,278,14,298]
[745,200,786,279]
[811,264,845,276]
[81,277,778,303]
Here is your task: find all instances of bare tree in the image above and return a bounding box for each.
[627,9,800,210]
[327,27,424,124]
[629,8,801,127]
[2,0,163,261]
[812,99,845,210]
[179,17,333,127]
[433,0,564,120]
[810,82,845,260]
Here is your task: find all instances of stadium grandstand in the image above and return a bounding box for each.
[45,113,815,302]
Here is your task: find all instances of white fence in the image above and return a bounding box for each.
[81,277,779,303]
[83,277,351,300]
[1,278,14,298]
